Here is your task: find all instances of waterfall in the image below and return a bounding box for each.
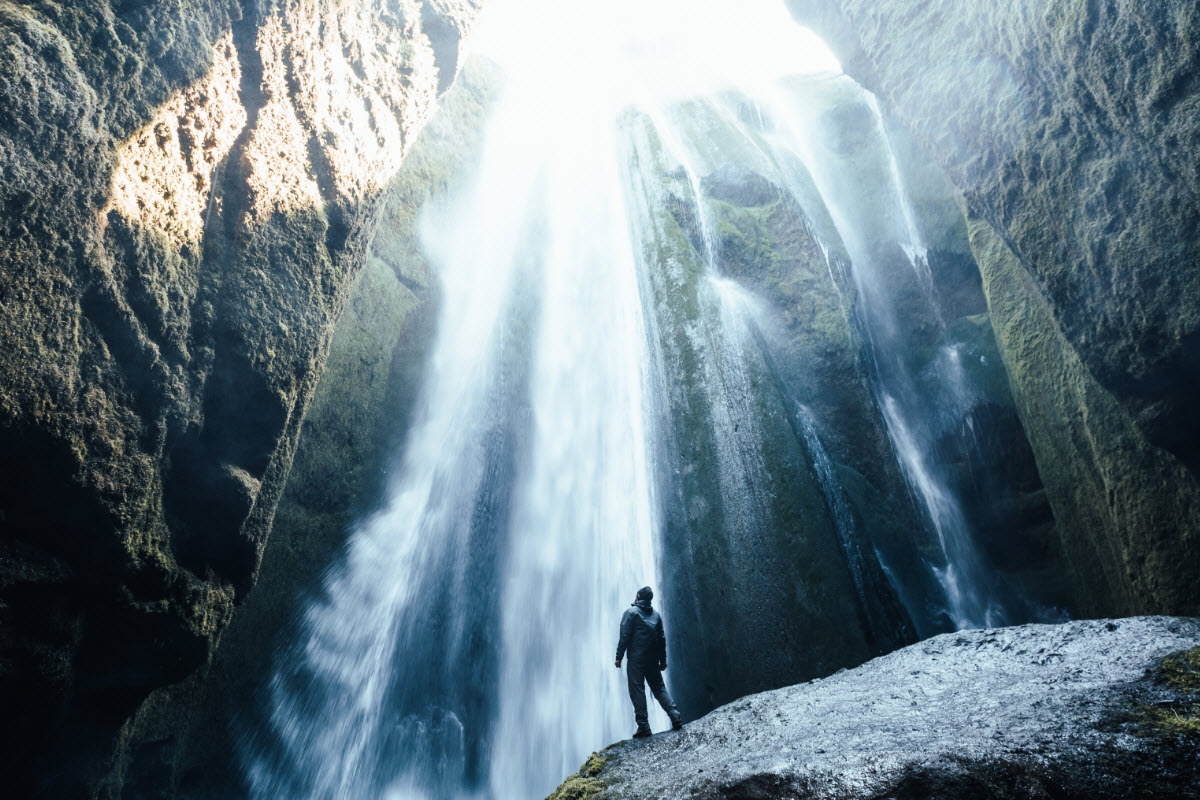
[794,403,879,638]
[245,1,1021,796]
[735,77,1010,629]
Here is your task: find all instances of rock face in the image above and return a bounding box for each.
[555,616,1200,799]
[0,1,479,794]
[150,59,500,798]
[786,0,1200,617]
[631,78,1067,714]
[628,110,917,719]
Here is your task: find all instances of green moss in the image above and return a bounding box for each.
[1131,648,1200,740]
[546,752,608,800]
[1162,647,1200,693]
[546,775,605,800]
[715,201,779,269]
[1139,706,1200,739]
[582,752,608,777]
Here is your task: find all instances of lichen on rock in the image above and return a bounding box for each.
[1135,646,1200,741]
[547,751,609,800]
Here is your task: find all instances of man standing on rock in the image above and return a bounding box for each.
[615,586,684,737]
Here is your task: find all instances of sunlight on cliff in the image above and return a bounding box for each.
[104,32,245,250]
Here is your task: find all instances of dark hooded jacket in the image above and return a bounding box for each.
[616,600,667,666]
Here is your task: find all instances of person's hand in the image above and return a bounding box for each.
[659,661,667,671]
[615,658,622,668]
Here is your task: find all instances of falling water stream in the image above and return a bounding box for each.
[246,1,1018,797]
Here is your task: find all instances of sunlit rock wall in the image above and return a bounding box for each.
[153,60,500,798]
[0,0,480,794]
[788,0,1200,617]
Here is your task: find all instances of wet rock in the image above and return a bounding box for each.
[785,0,1200,617]
[556,617,1200,799]
[700,163,779,207]
[0,1,480,794]
[631,114,916,720]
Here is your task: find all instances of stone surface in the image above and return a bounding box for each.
[970,218,1200,620]
[557,616,1200,799]
[147,58,500,799]
[787,0,1200,617]
[0,0,480,794]
[629,112,914,719]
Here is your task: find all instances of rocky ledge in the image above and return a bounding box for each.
[552,617,1200,799]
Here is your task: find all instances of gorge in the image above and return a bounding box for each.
[0,1,1197,798]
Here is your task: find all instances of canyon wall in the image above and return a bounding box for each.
[0,1,479,794]
[162,60,499,798]
[5,0,1199,794]
[788,0,1200,617]
[630,116,915,716]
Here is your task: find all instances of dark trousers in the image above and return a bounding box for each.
[627,660,680,727]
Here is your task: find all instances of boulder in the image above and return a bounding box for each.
[555,616,1200,799]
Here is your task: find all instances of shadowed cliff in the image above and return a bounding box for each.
[787,0,1200,618]
[0,1,479,794]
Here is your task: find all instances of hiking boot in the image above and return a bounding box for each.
[632,725,652,738]
[671,718,684,731]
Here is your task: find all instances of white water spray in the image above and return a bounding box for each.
[247,1,1012,796]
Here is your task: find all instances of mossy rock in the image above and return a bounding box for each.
[1162,647,1200,692]
[547,752,608,800]
[630,115,910,711]
[1132,646,1200,740]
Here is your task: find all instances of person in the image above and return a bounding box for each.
[614,586,683,737]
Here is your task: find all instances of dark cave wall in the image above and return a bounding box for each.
[0,0,480,795]
[788,0,1200,617]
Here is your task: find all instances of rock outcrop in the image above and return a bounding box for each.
[0,1,479,794]
[628,109,917,718]
[784,0,1200,618]
[144,59,500,798]
[554,616,1200,799]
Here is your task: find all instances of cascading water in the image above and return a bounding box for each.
[245,1,1034,796]
[748,80,1011,629]
[620,75,1011,629]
